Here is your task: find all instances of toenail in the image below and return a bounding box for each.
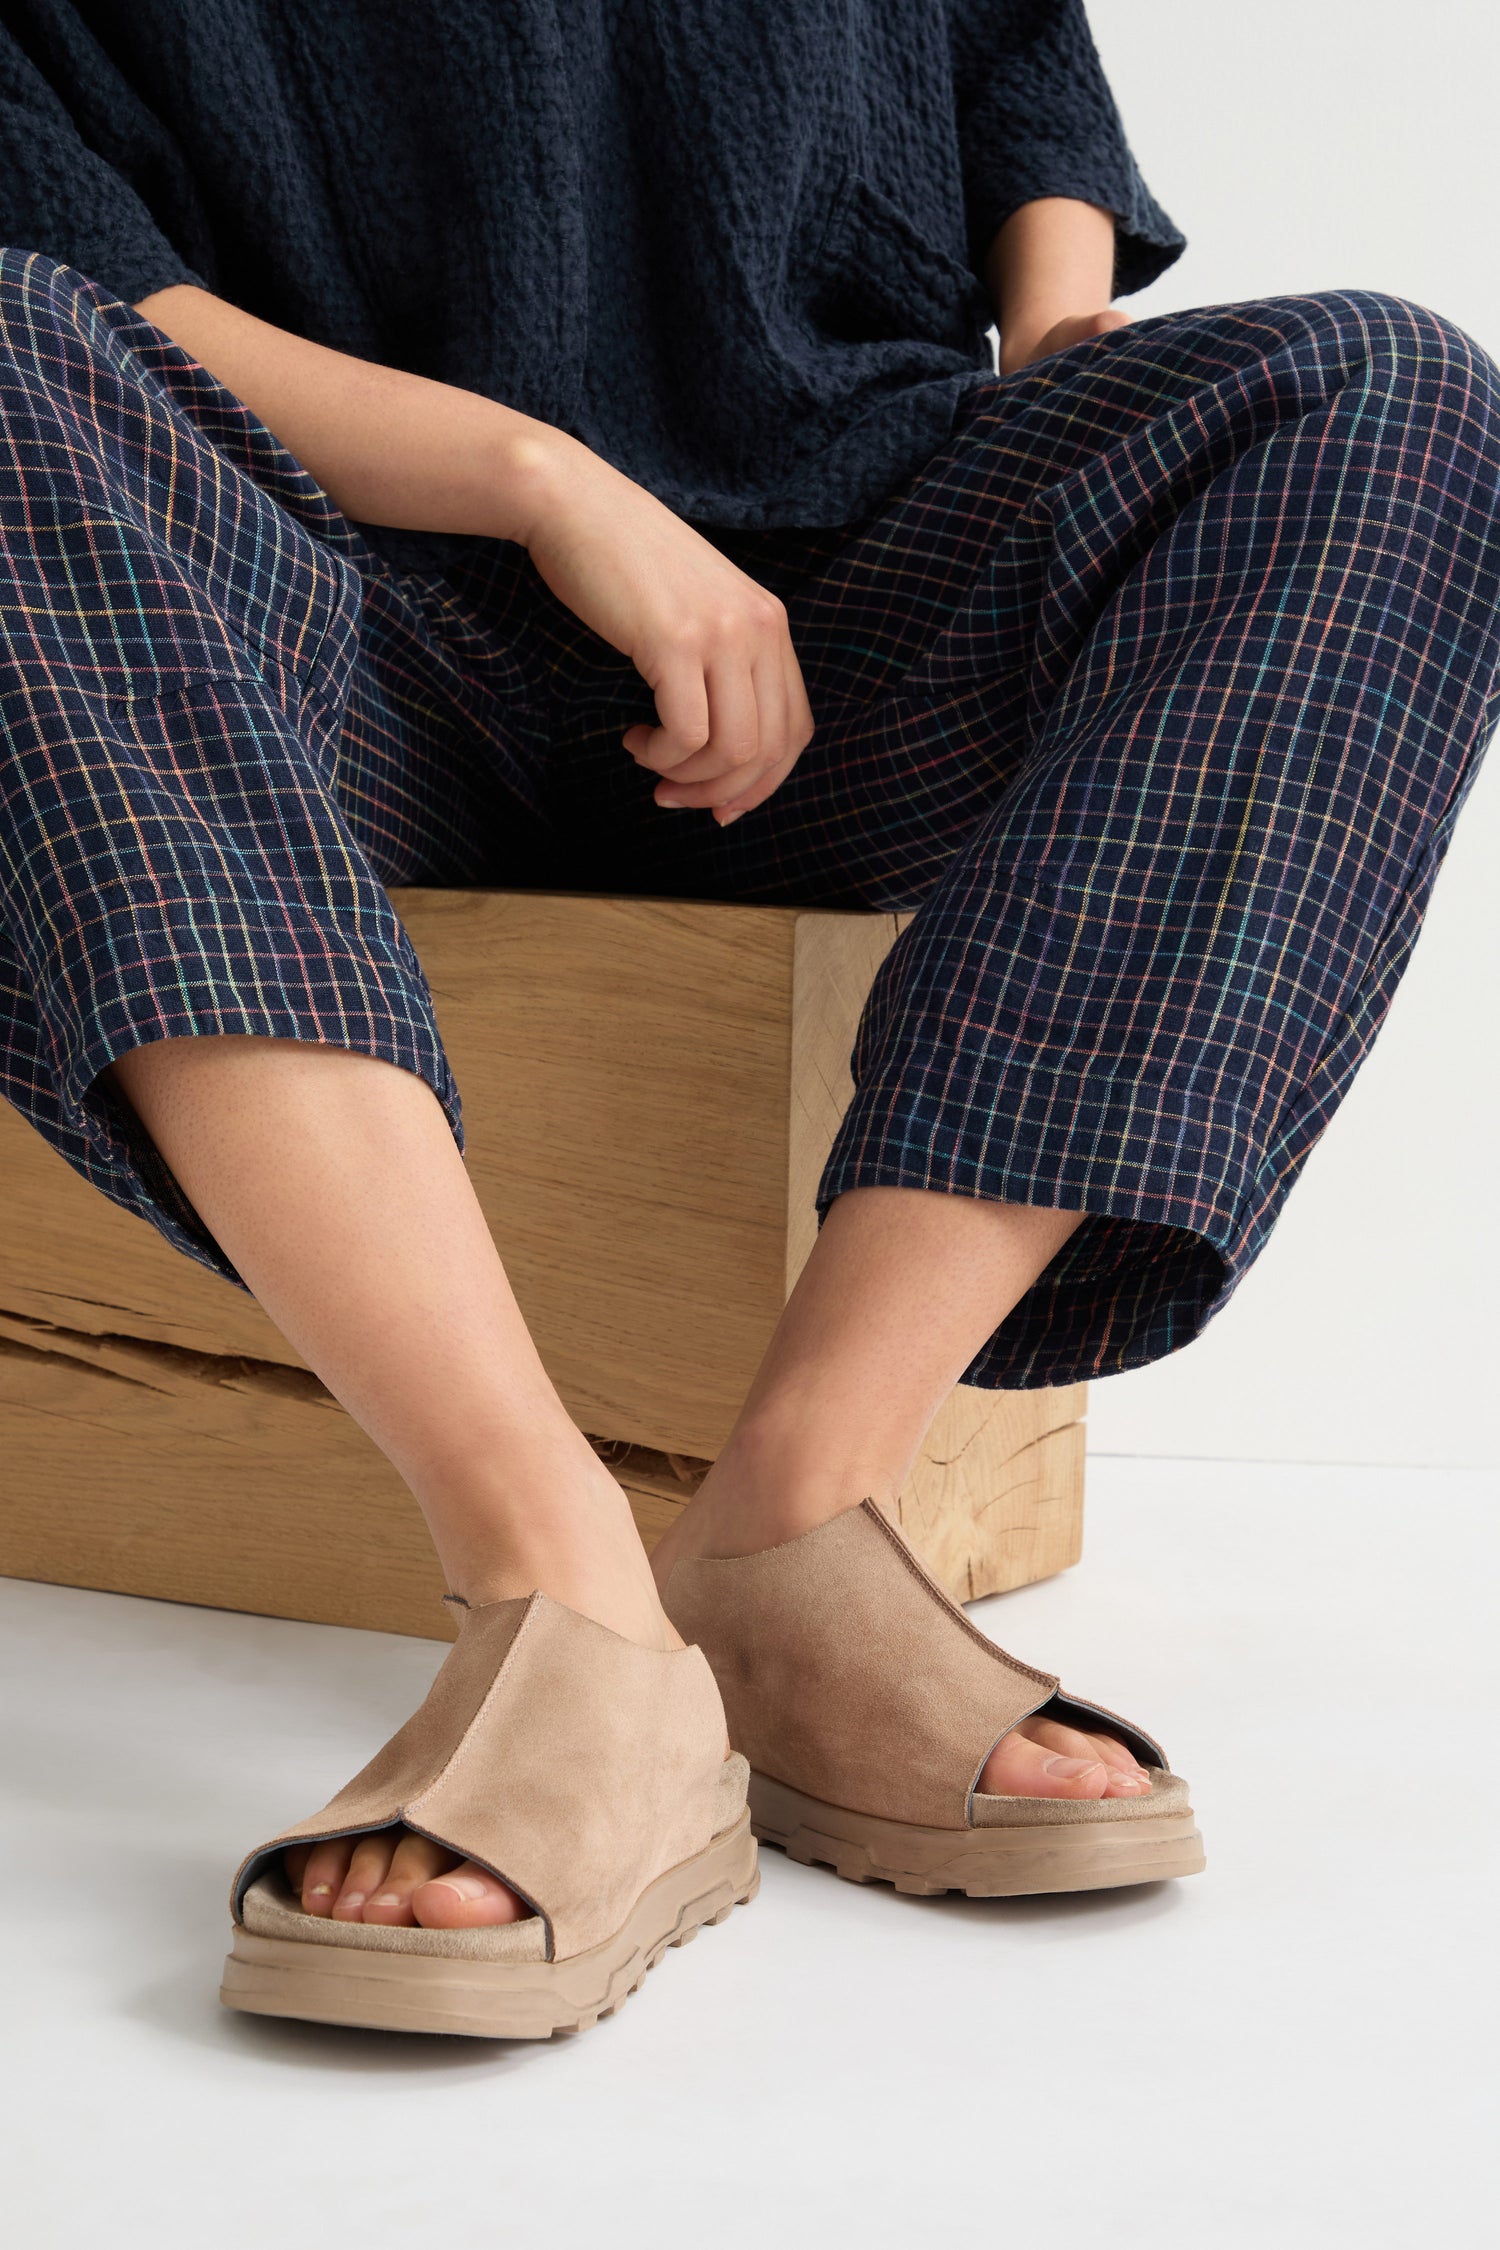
[308,1884,332,1897]
[338,1891,365,1910]
[1044,1755,1102,1778]
[432,1874,492,1901]
[369,1891,399,1906]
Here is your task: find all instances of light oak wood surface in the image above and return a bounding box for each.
[0,890,1086,1629]
[0,1310,1082,1636]
[0,892,907,1454]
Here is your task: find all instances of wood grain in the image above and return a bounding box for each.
[0,888,1087,1628]
[410,889,796,1454]
[0,1313,1084,1637]
[889,1384,1087,1602]
[0,893,913,1455]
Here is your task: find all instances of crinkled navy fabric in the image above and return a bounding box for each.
[0,1,1184,571]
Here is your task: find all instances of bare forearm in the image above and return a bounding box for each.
[984,197,1118,375]
[135,283,816,824]
[133,283,574,543]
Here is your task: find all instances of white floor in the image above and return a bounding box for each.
[3,1456,1496,2250]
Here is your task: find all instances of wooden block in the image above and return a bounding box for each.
[0,887,1088,1627]
[0,1319,457,1640]
[412,891,899,1456]
[889,1383,1086,1601]
[0,1311,1084,1637]
[0,892,907,1456]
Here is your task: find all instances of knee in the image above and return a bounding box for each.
[1300,286,1500,422]
[1284,289,1500,533]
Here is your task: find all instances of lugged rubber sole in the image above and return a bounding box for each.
[749,1772,1205,1896]
[220,1812,758,2038]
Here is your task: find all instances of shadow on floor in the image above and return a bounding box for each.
[891,1876,1187,1937]
[124,1952,560,2078]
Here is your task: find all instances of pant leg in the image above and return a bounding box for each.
[538,289,1500,1386]
[0,250,547,1283]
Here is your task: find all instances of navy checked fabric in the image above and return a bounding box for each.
[2,249,1497,1386]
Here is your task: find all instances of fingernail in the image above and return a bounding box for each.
[1043,1755,1102,1779]
[432,1874,492,1902]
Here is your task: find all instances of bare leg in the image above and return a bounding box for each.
[650,1185,1153,1801]
[109,1033,678,1927]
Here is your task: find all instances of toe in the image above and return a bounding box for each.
[360,1831,453,1925]
[1091,1733,1155,1795]
[332,1832,398,1920]
[411,1859,531,1929]
[980,1726,1112,1799]
[1019,1717,1152,1796]
[290,1837,353,1916]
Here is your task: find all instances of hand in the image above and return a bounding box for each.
[999,307,1131,378]
[516,430,815,824]
[128,287,812,827]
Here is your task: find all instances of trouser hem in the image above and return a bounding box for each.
[32,896,461,1288]
[818,1061,1249,1389]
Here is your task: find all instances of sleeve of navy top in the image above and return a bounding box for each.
[0,15,202,306]
[950,0,1186,296]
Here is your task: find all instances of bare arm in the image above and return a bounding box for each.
[982,196,1128,376]
[134,283,569,542]
[134,284,813,823]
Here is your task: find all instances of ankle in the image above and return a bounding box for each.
[439,1474,678,1650]
[695,1411,905,1543]
[416,1428,649,1607]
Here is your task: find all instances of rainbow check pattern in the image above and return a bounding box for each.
[2,250,1497,1386]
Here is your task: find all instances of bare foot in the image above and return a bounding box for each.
[284,1455,684,1927]
[974,1710,1151,1800]
[283,1830,528,1928]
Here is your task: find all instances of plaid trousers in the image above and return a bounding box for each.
[2,250,1497,1387]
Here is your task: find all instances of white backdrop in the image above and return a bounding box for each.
[1062,1,1499,1467]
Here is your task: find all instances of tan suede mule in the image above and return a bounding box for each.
[661,1499,1205,1897]
[221,1591,758,2037]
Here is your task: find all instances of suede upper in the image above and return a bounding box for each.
[663,1500,1169,1828]
[231,1592,730,1960]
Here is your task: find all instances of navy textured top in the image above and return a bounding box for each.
[0,1,1184,566]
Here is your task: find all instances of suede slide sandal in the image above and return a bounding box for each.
[662,1499,1205,1897]
[221,1591,758,2038]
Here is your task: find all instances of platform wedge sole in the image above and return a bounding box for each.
[222,1809,758,2039]
[666,1504,1208,1901]
[750,1772,1205,1897]
[223,1594,754,2038]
